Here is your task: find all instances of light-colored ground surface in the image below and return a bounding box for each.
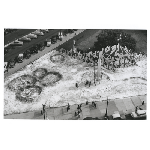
[4,95,146,119]
[4,47,147,115]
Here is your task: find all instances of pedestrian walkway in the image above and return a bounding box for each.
[4,95,147,120]
[4,29,85,78]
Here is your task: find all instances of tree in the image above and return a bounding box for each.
[94,30,136,52]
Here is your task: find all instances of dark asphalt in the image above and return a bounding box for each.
[4,29,36,45]
[4,29,65,62]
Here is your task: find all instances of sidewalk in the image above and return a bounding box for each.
[4,95,147,120]
[4,29,85,78]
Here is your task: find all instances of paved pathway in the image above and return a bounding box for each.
[4,95,147,120]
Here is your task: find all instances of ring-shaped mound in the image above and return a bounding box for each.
[50,54,65,63]
[7,75,37,92]
[41,71,63,86]
[33,68,48,80]
[16,86,42,102]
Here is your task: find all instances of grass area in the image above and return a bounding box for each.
[122,30,147,54]
[58,29,101,51]
[58,29,147,54]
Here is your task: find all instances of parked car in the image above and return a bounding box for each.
[108,111,126,120]
[19,36,31,42]
[8,59,16,68]
[131,110,146,119]
[58,32,63,41]
[26,34,37,39]
[23,50,31,59]
[44,39,51,47]
[29,45,38,54]
[40,29,49,33]
[37,42,45,51]
[4,62,8,73]
[4,48,9,55]
[68,29,74,33]
[10,40,23,46]
[32,30,44,36]
[51,36,57,44]
[15,53,24,63]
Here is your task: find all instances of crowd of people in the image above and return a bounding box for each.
[59,45,146,72]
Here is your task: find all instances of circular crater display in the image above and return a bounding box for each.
[16,86,42,102]
[41,71,63,86]
[7,75,37,92]
[50,54,65,63]
[33,68,48,80]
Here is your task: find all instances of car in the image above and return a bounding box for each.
[29,46,38,54]
[15,53,24,63]
[8,59,16,68]
[37,42,45,51]
[68,29,74,33]
[44,39,51,47]
[131,110,146,119]
[32,30,44,36]
[108,111,126,120]
[19,36,31,42]
[40,29,49,33]
[26,34,37,39]
[10,40,23,46]
[4,48,9,55]
[51,36,57,44]
[4,62,8,73]
[23,50,31,59]
[58,32,63,41]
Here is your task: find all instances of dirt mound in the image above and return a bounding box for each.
[33,68,48,80]
[16,86,42,102]
[50,54,65,63]
[41,72,63,86]
[7,75,37,92]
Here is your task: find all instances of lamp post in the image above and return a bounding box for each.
[117,34,122,68]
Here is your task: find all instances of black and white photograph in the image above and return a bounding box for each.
[4,29,147,120]
[1,1,149,150]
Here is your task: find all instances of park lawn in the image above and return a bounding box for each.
[122,30,147,54]
[58,29,101,51]
[58,29,147,54]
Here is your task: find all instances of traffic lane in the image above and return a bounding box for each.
[4,29,65,62]
[4,29,37,45]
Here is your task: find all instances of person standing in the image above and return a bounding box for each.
[89,81,91,87]
[75,83,78,88]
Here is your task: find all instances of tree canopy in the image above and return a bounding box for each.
[93,30,136,53]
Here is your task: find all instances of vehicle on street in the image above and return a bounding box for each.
[40,29,49,33]
[4,62,8,73]
[108,111,126,120]
[29,45,38,54]
[131,110,146,119]
[37,42,45,51]
[32,30,44,36]
[68,29,74,33]
[44,39,51,47]
[10,40,23,46]
[23,50,31,59]
[19,36,31,42]
[51,36,57,44]
[8,59,16,68]
[58,31,63,41]
[26,34,37,39]
[15,54,24,63]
